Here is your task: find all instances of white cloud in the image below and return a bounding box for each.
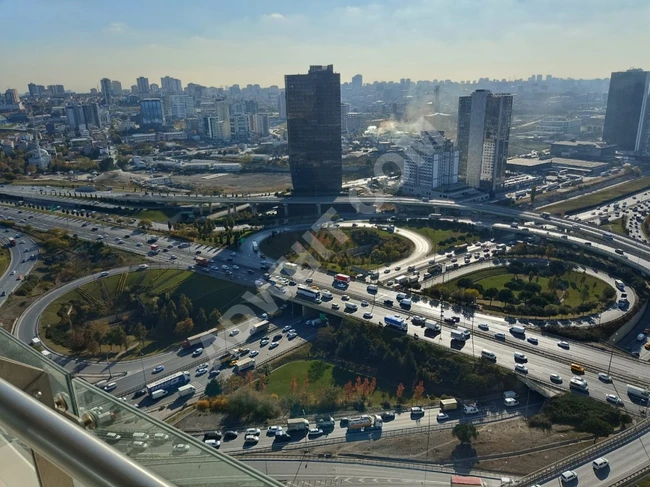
[106,22,127,33]
[263,13,285,21]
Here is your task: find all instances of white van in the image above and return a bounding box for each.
[367,284,378,293]
[344,302,358,312]
[513,352,528,362]
[132,432,150,441]
[481,350,497,361]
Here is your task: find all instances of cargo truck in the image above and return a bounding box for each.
[196,257,209,267]
[177,385,196,397]
[627,384,650,402]
[249,320,270,336]
[509,325,526,335]
[346,414,383,432]
[450,329,468,341]
[450,475,483,486]
[440,398,458,411]
[234,357,255,373]
[286,418,309,432]
[424,320,440,332]
[182,328,218,348]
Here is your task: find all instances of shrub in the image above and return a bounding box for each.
[195,399,210,411]
[529,414,553,431]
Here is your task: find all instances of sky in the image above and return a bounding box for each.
[1,0,648,93]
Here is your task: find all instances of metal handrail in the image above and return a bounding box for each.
[0,377,175,487]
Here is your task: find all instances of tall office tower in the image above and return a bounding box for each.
[285,64,342,195]
[130,85,138,94]
[215,100,231,141]
[161,76,183,93]
[66,105,85,128]
[140,98,165,126]
[46,85,65,96]
[100,78,113,104]
[402,131,459,198]
[231,114,250,140]
[170,95,194,119]
[136,77,150,94]
[110,80,122,94]
[28,83,40,96]
[4,89,19,104]
[277,91,287,119]
[340,103,350,134]
[603,69,650,153]
[150,83,160,94]
[67,103,102,129]
[352,74,363,90]
[205,116,230,140]
[456,89,513,192]
[249,113,270,136]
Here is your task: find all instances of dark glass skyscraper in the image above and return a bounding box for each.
[603,69,650,153]
[285,65,342,195]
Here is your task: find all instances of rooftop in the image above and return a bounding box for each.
[506,158,551,167]
[550,157,609,168]
[552,140,616,149]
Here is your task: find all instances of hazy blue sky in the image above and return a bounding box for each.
[1,0,647,92]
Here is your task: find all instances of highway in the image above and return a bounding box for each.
[0,229,37,306]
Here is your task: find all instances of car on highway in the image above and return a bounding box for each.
[269,342,279,350]
[10,270,15,275]
[514,364,528,374]
[477,323,489,331]
[410,406,424,415]
[152,365,165,374]
[105,432,121,444]
[360,300,369,307]
[196,367,208,376]
[557,341,570,349]
[133,389,147,399]
[245,427,261,436]
[550,374,563,384]
[513,352,527,362]
[267,426,283,435]
[341,295,350,301]
[287,332,298,339]
[331,303,340,310]
[463,405,479,415]
[244,434,259,444]
[363,312,373,320]
[272,334,283,342]
[381,412,396,421]
[172,444,190,454]
[559,470,577,483]
[103,382,117,391]
[223,431,238,440]
[598,372,612,383]
[282,325,292,332]
[204,439,221,448]
[249,350,259,358]
[229,329,240,337]
[606,394,623,405]
[436,412,449,421]
[527,337,539,345]
[260,338,269,346]
[305,278,313,284]
[308,428,323,437]
[593,457,609,470]
[192,348,204,357]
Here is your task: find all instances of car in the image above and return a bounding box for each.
[223,430,238,440]
[363,312,373,319]
[245,427,261,436]
[152,365,165,374]
[560,470,577,483]
[192,348,204,357]
[274,432,292,442]
[196,367,208,376]
[341,295,350,301]
[10,270,15,275]
[308,428,323,437]
[384,268,390,274]
[232,265,239,270]
[249,350,259,358]
[173,444,190,454]
[267,426,283,435]
[170,254,177,260]
[394,266,401,271]
[269,342,279,350]
[202,431,222,442]
[478,323,489,331]
[0,291,5,297]
[436,412,449,421]
[360,300,369,307]
[204,439,221,448]
[605,394,622,405]
[136,242,143,247]
[103,382,117,391]
[593,457,609,470]
[287,332,298,339]
[463,405,479,415]
[244,434,259,444]
[229,329,240,337]
[305,278,313,284]
[260,338,269,346]
[493,332,506,340]
[282,325,292,332]
[514,364,528,374]
[410,406,424,415]
[527,337,539,345]
[153,433,170,444]
[381,412,396,421]
[132,389,147,399]
[550,374,563,384]
[105,432,121,443]
[504,398,519,407]
[598,372,612,383]
[331,303,340,310]
[130,441,148,452]
[557,341,570,349]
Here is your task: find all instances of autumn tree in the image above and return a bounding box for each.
[290,376,299,395]
[413,381,425,401]
[174,318,194,337]
[133,322,147,346]
[396,382,405,404]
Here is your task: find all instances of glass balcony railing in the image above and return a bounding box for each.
[0,326,283,487]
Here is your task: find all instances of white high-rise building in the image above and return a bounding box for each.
[215,101,231,140]
[341,103,350,134]
[249,114,270,136]
[161,76,183,93]
[170,95,194,119]
[402,131,459,197]
[205,117,230,140]
[278,92,286,119]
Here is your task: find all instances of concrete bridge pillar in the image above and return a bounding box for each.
[251,204,258,216]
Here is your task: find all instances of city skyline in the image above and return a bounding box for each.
[1,0,648,91]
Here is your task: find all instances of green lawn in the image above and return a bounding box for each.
[132,209,177,223]
[0,247,10,278]
[601,218,627,236]
[407,227,473,253]
[542,177,650,215]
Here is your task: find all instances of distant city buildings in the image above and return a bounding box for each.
[100,78,112,104]
[27,83,46,96]
[536,117,581,135]
[66,103,102,129]
[137,77,150,94]
[402,131,459,197]
[285,64,342,195]
[277,92,287,119]
[140,98,165,127]
[161,76,183,93]
[46,85,65,96]
[457,89,513,192]
[341,103,350,134]
[249,113,270,136]
[110,80,122,94]
[352,74,362,90]
[603,69,650,155]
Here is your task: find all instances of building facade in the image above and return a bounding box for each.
[341,103,350,134]
[402,131,459,197]
[285,65,342,195]
[140,98,165,127]
[603,69,650,153]
[161,76,183,93]
[66,103,101,129]
[537,117,581,135]
[110,80,122,94]
[457,89,513,192]
[136,77,150,94]
[100,78,112,104]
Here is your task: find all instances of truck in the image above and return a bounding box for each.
[428,264,443,275]
[440,398,458,411]
[450,475,483,487]
[252,241,258,252]
[509,325,526,335]
[7,237,15,247]
[454,244,469,255]
[627,384,650,402]
[316,415,335,428]
[249,320,270,336]
[177,384,196,397]
[234,357,256,373]
[151,389,169,400]
[347,414,383,432]
[424,319,441,332]
[182,328,218,348]
[196,257,209,267]
[408,275,419,284]
[282,262,298,275]
[428,213,442,220]
[394,275,408,286]
[287,418,309,432]
[541,212,551,219]
[335,273,351,284]
[150,244,160,254]
[450,329,468,341]
[384,315,407,331]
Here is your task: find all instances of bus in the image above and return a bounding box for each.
[146,371,190,397]
[150,244,160,254]
[296,285,320,301]
[182,328,219,348]
[335,274,351,284]
[7,237,15,247]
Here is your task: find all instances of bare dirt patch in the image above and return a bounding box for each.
[174,172,291,194]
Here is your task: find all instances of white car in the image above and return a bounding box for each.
[360,300,369,307]
[557,341,570,349]
[478,323,489,331]
[593,457,609,470]
[173,444,190,454]
[244,434,259,444]
[152,365,165,374]
[550,374,563,383]
[260,338,269,346]
[245,427,261,436]
[504,398,519,407]
[560,470,577,483]
[136,242,143,247]
[282,325,292,332]
[605,394,622,405]
[527,337,539,345]
[287,332,298,339]
[11,270,15,275]
[436,412,449,421]
[192,348,204,357]
[232,265,239,270]
[269,342,279,350]
[249,350,259,358]
[514,364,528,374]
[229,329,240,337]
[308,428,323,437]
[463,405,479,415]
[267,426,282,434]
[196,367,208,376]
[598,372,612,383]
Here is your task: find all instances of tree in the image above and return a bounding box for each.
[205,379,223,397]
[602,286,617,301]
[396,382,405,403]
[174,318,194,336]
[452,423,478,444]
[208,309,222,327]
[109,327,128,351]
[413,381,425,401]
[99,157,115,172]
[133,322,147,346]
[138,219,153,230]
[195,308,208,329]
[580,287,590,303]
[580,418,614,439]
[483,287,498,304]
[497,288,515,304]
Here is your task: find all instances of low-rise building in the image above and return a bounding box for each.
[537,117,581,135]
[550,140,617,161]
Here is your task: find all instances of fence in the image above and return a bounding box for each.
[516,417,650,486]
